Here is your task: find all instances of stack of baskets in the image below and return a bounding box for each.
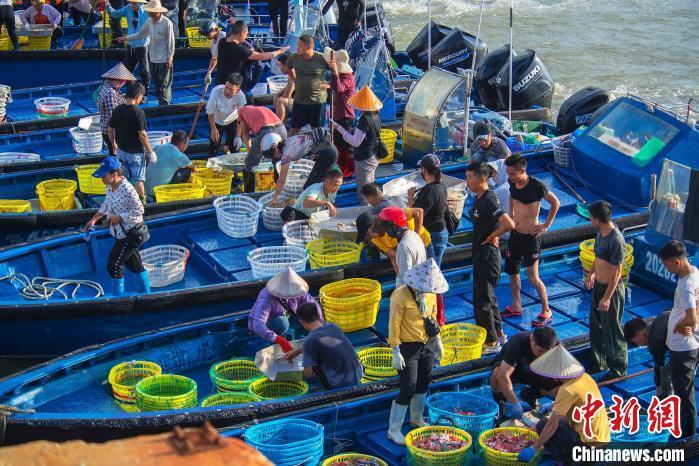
[282,220,316,247]
[267,75,288,94]
[201,392,260,407]
[0,152,41,165]
[209,359,263,393]
[135,374,198,411]
[214,195,263,238]
[479,427,542,465]
[245,419,324,466]
[186,26,209,48]
[107,360,162,404]
[0,84,10,123]
[259,192,289,231]
[579,239,634,284]
[406,426,472,466]
[319,278,382,332]
[322,454,387,466]
[247,246,308,279]
[248,378,309,401]
[306,238,363,270]
[35,97,70,118]
[69,127,104,154]
[140,245,190,287]
[153,182,206,203]
[147,131,172,148]
[426,392,499,440]
[24,25,53,50]
[281,159,315,198]
[379,128,397,164]
[193,168,234,196]
[357,347,396,382]
[0,200,31,214]
[35,179,77,211]
[254,162,275,192]
[440,323,487,365]
[552,134,575,167]
[75,164,106,194]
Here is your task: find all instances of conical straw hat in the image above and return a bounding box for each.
[142,0,168,13]
[266,267,309,298]
[101,63,137,81]
[402,258,449,294]
[347,85,383,112]
[530,344,585,379]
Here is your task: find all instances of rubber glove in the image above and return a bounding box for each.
[148,150,157,164]
[233,136,243,152]
[391,346,405,371]
[539,402,553,415]
[433,336,444,360]
[505,401,523,419]
[518,446,537,463]
[274,335,293,353]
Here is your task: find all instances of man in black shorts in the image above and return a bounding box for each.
[286,34,330,133]
[490,327,560,420]
[503,154,560,327]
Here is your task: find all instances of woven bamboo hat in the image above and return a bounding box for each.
[530,344,585,379]
[142,0,168,13]
[266,267,309,298]
[347,85,383,112]
[101,63,137,81]
[403,258,449,294]
[323,47,353,74]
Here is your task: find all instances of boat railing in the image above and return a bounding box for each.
[627,93,698,126]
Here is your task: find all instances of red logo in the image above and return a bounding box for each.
[647,395,682,439]
[572,393,605,439]
[609,395,641,434]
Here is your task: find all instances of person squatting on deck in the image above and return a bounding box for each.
[118,0,175,105]
[624,311,674,398]
[237,105,287,193]
[586,200,628,379]
[206,72,247,158]
[85,157,151,296]
[503,154,560,327]
[280,168,343,221]
[97,63,136,156]
[286,34,330,133]
[248,268,322,353]
[387,259,447,446]
[466,162,515,355]
[108,0,151,95]
[469,120,511,163]
[145,129,196,198]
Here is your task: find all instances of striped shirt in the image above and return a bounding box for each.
[97,81,124,134]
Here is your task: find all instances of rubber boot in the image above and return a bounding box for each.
[111,277,125,296]
[386,401,408,445]
[410,393,428,427]
[135,271,151,294]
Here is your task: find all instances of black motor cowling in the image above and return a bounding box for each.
[556,86,612,133]
[429,28,487,73]
[474,44,514,110]
[495,49,554,111]
[406,21,453,70]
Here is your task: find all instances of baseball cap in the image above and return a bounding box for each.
[473,121,492,140]
[377,206,408,228]
[261,132,283,158]
[92,156,121,178]
[417,154,440,171]
[355,212,375,243]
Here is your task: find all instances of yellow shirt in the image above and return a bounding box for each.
[388,285,437,347]
[553,373,610,443]
[372,218,432,254]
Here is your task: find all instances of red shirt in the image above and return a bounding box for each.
[237,106,281,135]
[331,72,355,121]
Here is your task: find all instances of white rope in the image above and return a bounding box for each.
[0,274,104,300]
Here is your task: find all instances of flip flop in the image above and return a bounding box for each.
[531,312,553,327]
[500,305,523,318]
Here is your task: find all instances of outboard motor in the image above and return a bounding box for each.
[556,87,612,133]
[474,44,514,109]
[495,49,554,111]
[429,28,487,74]
[406,21,453,70]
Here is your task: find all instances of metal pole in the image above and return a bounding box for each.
[463,0,485,158]
[427,0,432,70]
[508,0,513,120]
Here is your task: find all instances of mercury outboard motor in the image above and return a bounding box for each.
[495,49,554,111]
[556,86,612,133]
[406,21,453,70]
[474,44,514,110]
[429,28,487,73]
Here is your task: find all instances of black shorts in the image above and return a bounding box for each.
[492,360,559,391]
[505,230,542,275]
[291,102,326,129]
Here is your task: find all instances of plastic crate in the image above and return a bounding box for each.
[201,392,260,407]
[0,200,31,213]
[147,130,172,148]
[27,35,51,50]
[214,195,262,238]
[259,192,289,231]
[440,323,487,365]
[153,183,206,203]
[306,238,362,270]
[35,179,77,211]
[320,278,382,332]
[0,37,10,51]
[357,347,396,380]
[479,427,542,465]
[406,426,472,466]
[35,97,70,118]
[279,159,315,198]
[247,378,309,401]
[186,26,209,48]
[552,135,573,167]
[247,246,308,279]
[245,418,324,466]
[108,361,162,404]
[282,220,317,247]
[141,245,189,287]
[267,75,288,94]
[193,168,234,196]
[447,190,466,219]
[74,164,106,195]
[426,392,499,439]
[70,127,104,155]
[209,359,263,393]
[379,128,397,164]
[135,374,197,411]
[96,31,113,49]
[0,153,40,165]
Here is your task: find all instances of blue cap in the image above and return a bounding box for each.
[92,156,121,178]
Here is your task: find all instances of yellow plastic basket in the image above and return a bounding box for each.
[108,361,162,404]
[357,347,397,380]
[74,164,106,195]
[201,392,260,407]
[379,128,397,164]
[579,239,634,277]
[153,183,206,203]
[440,323,487,365]
[406,426,472,466]
[96,32,113,49]
[306,239,363,269]
[35,179,77,211]
[135,374,198,411]
[0,200,32,213]
[27,35,51,50]
[479,427,541,465]
[322,453,388,466]
[248,378,309,401]
[192,167,234,196]
[102,12,128,28]
[186,26,209,48]
[209,359,263,393]
[191,160,208,169]
[0,37,10,51]
[320,278,382,332]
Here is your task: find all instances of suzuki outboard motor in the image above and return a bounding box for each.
[430,28,487,74]
[495,49,554,111]
[556,86,612,134]
[474,44,514,110]
[406,21,453,70]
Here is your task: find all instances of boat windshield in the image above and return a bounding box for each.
[648,159,691,238]
[587,102,680,166]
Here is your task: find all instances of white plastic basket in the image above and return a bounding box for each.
[278,159,315,198]
[69,127,104,154]
[0,152,41,165]
[247,245,308,279]
[259,192,289,231]
[552,135,574,167]
[147,131,172,148]
[447,189,466,219]
[141,244,190,287]
[214,195,263,238]
[267,75,288,94]
[282,220,317,247]
[34,97,70,118]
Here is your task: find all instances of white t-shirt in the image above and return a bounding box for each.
[396,230,427,288]
[210,31,226,58]
[666,266,699,352]
[205,85,247,126]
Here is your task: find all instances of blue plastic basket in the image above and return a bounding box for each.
[426,392,499,438]
[611,415,671,443]
[245,418,324,465]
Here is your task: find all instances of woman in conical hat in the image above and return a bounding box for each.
[247,267,322,354]
[97,63,137,155]
[331,84,383,205]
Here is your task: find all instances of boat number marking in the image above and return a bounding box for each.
[644,251,677,283]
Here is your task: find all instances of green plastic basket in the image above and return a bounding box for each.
[135,374,197,411]
[357,347,397,380]
[248,378,309,401]
[210,359,264,392]
[201,392,261,407]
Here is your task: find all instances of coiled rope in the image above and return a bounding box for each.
[0,405,35,445]
[0,273,104,300]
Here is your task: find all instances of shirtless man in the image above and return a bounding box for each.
[503,155,560,327]
[586,200,628,380]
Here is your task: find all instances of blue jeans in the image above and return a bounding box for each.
[116,148,146,183]
[267,315,290,336]
[427,228,449,267]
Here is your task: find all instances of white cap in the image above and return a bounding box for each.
[261,133,283,153]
